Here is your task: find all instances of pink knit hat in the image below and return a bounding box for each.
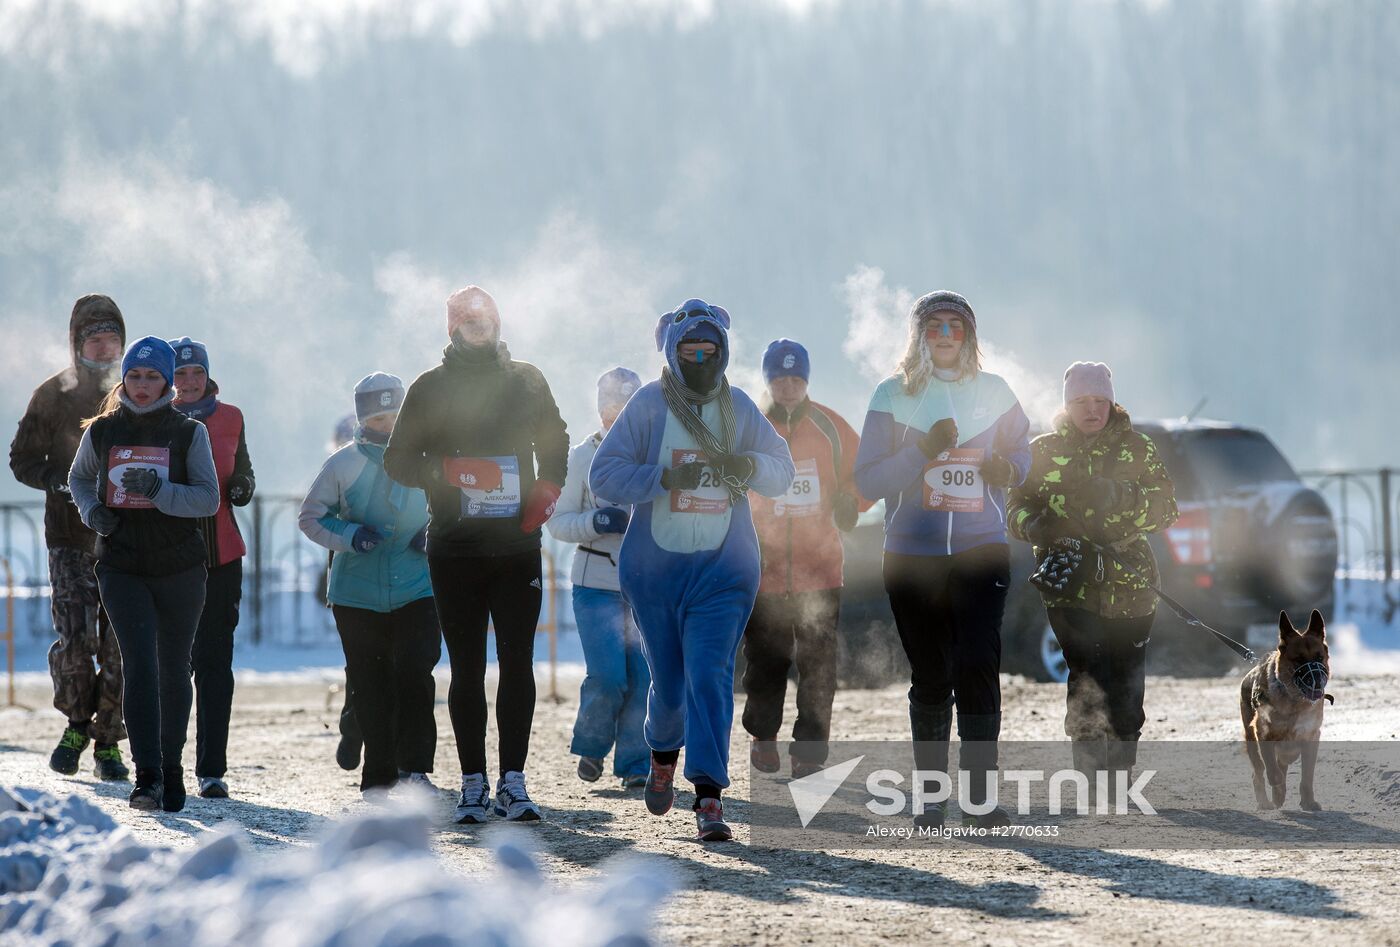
[1063,361,1115,404]
[446,285,500,341]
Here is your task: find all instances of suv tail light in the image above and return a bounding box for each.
[1166,506,1212,565]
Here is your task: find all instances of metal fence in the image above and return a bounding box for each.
[1300,467,1399,581]
[0,495,573,645]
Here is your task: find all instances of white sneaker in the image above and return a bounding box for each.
[493,771,542,822]
[198,776,229,799]
[399,771,439,792]
[454,773,491,824]
[362,785,393,805]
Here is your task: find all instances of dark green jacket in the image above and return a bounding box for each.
[1008,407,1178,619]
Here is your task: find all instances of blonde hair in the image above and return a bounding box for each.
[897,314,982,394]
[81,383,124,430]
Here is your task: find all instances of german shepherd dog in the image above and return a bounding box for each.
[1240,610,1332,811]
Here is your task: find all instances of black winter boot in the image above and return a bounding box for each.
[957,712,1011,828]
[909,694,954,829]
[129,768,164,811]
[1105,734,1141,812]
[162,766,187,812]
[1070,738,1107,814]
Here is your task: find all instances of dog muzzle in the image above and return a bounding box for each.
[1293,661,1330,702]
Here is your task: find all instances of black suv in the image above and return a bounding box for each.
[836,420,1339,685]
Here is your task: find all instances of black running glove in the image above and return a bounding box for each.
[89,506,119,537]
[661,461,706,491]
[918,418,959,459]
[226,474,253,506]
[979,453,1016,489]
[1023,511,1070,548]
[712,453,755,486]
[121,466,162,499]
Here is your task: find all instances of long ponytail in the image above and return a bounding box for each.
[81,383,123,430]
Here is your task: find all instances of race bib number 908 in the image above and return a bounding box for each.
[922,447,985,513]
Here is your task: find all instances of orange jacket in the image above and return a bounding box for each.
[750,398,872,594]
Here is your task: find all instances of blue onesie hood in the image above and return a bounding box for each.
[656,298,731,379]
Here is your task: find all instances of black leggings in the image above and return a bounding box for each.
[883,544,1009,715]
[190,559,242,778]
[1047,606,1153,741]
[741,589,840,762]
[332,597,442,790]
[429,551,541,777]
[97,563,207,772]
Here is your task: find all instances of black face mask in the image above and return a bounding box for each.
[680,356,723,393]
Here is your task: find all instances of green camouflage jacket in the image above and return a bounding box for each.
[1008,408,1178,619]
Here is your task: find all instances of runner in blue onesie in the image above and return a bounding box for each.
[589,299,795,842]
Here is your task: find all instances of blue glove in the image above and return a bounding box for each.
[410,525,429,553]
[351,526,384,553]
[592,507,629,535]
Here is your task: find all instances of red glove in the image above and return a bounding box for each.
[520,479,562,533]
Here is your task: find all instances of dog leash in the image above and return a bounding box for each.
[1047,509,1259,666]
[1088,539,1258,666]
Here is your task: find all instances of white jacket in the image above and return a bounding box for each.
[546,432,623,592]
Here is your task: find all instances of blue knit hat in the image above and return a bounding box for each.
[121,337,176,388]
[354,372,405,424]
[597,366,642,412]
[762,339,810,383]
[168,337,210,375]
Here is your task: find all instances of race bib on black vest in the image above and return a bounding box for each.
[107,446,170,509]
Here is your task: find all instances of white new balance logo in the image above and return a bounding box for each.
[788,755,864,828]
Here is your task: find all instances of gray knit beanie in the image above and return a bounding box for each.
[1063,361,1115,404]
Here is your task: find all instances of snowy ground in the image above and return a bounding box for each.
[3,667,1399,945]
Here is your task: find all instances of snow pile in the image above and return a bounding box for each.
[0,786,673,946]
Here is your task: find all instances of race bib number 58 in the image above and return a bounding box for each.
[774,458,822,518]
[922,447,985,513]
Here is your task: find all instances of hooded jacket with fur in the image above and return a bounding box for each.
[9,295,127,553]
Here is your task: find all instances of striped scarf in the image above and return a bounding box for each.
[660,367,746,504]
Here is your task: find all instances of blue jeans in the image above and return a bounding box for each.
[570,586,650,777]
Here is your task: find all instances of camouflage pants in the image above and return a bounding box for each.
[47,547,125,743]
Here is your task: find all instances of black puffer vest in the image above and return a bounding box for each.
[90,405,206,577]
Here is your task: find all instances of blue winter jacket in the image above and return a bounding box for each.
[854,371,1031,556]
[298,437,433,612]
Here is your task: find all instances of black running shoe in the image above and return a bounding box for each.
[49,726,90,776]
[694,797,733,842]
[93,743,130,781]
[914,802,946,830]
[577,756,604,783]
[129,769,164,811]
[962,805,1012,829]
[645,759,677,816]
